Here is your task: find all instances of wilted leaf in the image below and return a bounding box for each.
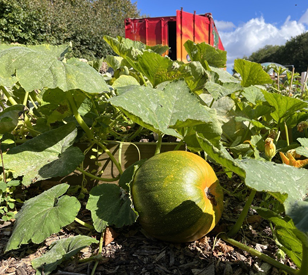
[5,183,81,251]
[86,184,138,232]
[3,123,84,185]
[32,235,98,275]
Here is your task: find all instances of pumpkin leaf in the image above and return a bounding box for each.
[234,59,272,87]
[239,159,308,234]
[184,40,226,69]
[112,75,140,89]
[118,159,146,192]
[0,47,108,93]
[5,183,81,252]
[32,235,98,275]
[262,90,308,123]
[196,134,245,178]
[3,123,84,185]
[86,184,138,233]
[296,138,308,158]
[0,105,24,134]
[134,51,190,87]
[109,80,221,142]
[255,207,304,267]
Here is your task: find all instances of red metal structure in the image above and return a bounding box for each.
[125,8,225,62]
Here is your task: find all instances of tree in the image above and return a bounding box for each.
[247,32,308,73]
[0,0,141,59]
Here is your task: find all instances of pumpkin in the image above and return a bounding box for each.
[131,150,223,242]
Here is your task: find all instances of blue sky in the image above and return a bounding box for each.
[134,0,308,72]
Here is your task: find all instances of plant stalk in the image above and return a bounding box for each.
[90,232,105,275]
[23,91,29,107]
[76,167,120,182]
[284,121,290,146]
[74,217,94,230]
[220,233,297,275]
[296,244,308,275]
[1,86,18,105]
[67,92,123,175]
[154,134,162,155]
[227,189,257,238]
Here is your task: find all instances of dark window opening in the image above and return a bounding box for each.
[168,21,176,60]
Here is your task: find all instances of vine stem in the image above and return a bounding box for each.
[66,92,123,175]
[76,167,120,182]
[296,244,308,275]
[154,134,162,155]
[227,189,257,238]
[284,121,290,146]
[1,86,17,105]
[91,232,105,275]
[74,217,94,230]
[0,141,7,183]
[220,233,297,275]
[23,91,29,106]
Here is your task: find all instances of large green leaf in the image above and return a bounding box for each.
[0,44,71,59]
[32,235,98,275]
[104,35,169,58]
[5,183,81,251]
[112,75,140,89]
[196,134,245,177]
[38,89,87,123]
[184,40,226,69]
[134,51,190,87]
[239,159,308,234]
[242,86,266,104]
[3,123,84,185]
[184,61,209,93]
[255,207,305,267]
[104,35,147,58]
[0,47,109,93]
[0,105,24,134]
[109,80,221,141]
[262,90,308,123]
[86,184,138,232]
[234,59,273,87]
[296,138,308,157]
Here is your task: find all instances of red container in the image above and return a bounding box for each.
[125,8,225,62]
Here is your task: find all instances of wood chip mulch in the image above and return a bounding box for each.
[0,168,297,275]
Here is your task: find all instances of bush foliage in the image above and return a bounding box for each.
[0,0,140,59]
[247,32,308,73]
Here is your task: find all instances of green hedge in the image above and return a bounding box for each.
[0,0,140,60]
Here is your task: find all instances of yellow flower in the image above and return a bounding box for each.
[264,138,276,160]
[279,151,308,168]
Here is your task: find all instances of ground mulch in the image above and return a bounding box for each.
[0,167,296,275]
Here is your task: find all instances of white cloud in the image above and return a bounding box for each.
[215,20,236,31]
[219,16,307,72]
[299,8,308,25]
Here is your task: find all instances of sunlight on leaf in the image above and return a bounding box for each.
[5,183,81,252]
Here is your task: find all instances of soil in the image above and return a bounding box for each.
[0,166,297,275]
